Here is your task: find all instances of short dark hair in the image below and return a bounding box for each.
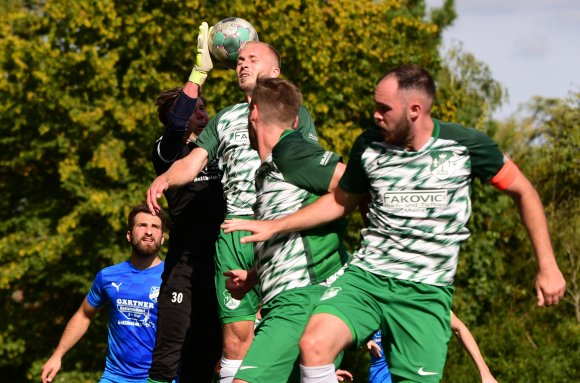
[251,77,302,126]
[155,88,207,126]
[379,64,436,101]
[128,203,165,231]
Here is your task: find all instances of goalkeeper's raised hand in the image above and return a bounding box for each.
[189,22,213,86]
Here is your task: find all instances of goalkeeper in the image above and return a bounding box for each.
[146,23,318,383]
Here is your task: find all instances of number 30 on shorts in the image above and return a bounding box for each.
[171,292,183,303]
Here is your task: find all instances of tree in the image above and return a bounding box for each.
[443,92,579,382]
[508,92,579,323]
[0,0,458,380]
[435,41,507,130]
[8,1,576,382]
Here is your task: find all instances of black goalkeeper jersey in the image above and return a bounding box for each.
[151,91,226,258]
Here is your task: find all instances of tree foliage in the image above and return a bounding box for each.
[443,92,579,382]
[1,0,576,382]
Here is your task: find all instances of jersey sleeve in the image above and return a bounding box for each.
[273,132,340,195]
[157,92,197,162]
[339,131,373,194]
[464,129,507,183]
[438,124,506,183]
[151,138,175,175]
[295,105,319,144]
[490,158,519,190]
[196,107,228,163]
[151,92,199,175]
[86,271,106,309]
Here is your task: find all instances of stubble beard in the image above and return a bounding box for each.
[383,115,413,148]
[238,74,256,95]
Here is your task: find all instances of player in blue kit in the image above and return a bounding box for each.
[41,204,166,383]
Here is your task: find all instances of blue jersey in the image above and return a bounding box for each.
[368,330,392,383]
[87,260,163,383]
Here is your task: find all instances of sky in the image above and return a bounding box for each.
[425,0,580,119]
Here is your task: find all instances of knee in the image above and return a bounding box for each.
[299,331,327,364]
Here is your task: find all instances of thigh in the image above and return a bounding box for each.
[157,256,193,321]
[179,258,222,383]
[311,266,383,348]
[150,256,194,378]
[380,279,453,383]
[215,229,260,323]
[235,287,325,383]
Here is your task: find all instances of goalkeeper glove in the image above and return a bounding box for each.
[189,22,213,86]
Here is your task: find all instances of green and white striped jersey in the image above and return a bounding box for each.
[196,103,318,216]
[340,119,506,286]
[254,131,349,303]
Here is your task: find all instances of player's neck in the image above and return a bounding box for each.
[258,125,284,162]
[129,253,161,270]
[406,116,434,151]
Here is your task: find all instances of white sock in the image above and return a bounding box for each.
[300,364,337,383]
[219,358,242,383]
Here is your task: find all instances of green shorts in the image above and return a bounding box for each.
[215,218,260,324]
[235,285,327,383]
[313,266,454,383]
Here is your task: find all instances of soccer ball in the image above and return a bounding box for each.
[208,17,259,69]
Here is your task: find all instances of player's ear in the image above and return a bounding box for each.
[409,103,421,121]
[161,235,165,245]
[126,230,131,243]
[271,66,280,78]
[293,115,299,129]
[250,103,259,121]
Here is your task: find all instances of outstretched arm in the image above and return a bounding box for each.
[501,167,566,306]
[41,298,99,383]
[153,84,200,173]
[147,21,214,214]
[147,146,209,214]
[222,186,365,243]
[451,312,497,383]
[327,162,346,193]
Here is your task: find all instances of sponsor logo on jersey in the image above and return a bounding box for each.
[320,151,333,166]
[232,131,250,144]
[430,151,455,180]
[320,286,342,301]
[223,290,241,310]
[111,282,122,292]
[116,298,156,328]
[149,286,160,303]
[116,299,155,309]
[381,190,447,211]
[194,161,221,182]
